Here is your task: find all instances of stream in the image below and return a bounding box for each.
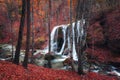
[0,20,120,78]
[33,19,120,77]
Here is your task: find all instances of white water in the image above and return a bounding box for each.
[72,22,77,61]
[50,25,60,52]
[57,25,68,55]
[42,20,85,61]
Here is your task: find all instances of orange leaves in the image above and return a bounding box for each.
[85,47,113,63]
[0,61,118,80]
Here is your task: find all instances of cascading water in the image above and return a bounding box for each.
[57,25,68,55]
[50,26,60,52]
[35,20,120,77]
[71,22,77,61]
[48,25,68,54]
[43,20,86,61]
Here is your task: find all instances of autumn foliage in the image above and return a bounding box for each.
[0,61,118,80]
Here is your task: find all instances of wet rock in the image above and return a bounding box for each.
[108,62,120,68]
[0,44,15,60]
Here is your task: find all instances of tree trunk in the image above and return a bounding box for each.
[48,0,51,53]
[22,0,31,69]
[47,0,52,68]
[77,42,85,75]
[13,0,26,65]
[74,0,84,75]
[10,21,14,61]
[74,0,91,75]
[30,0,35,64]
[70,0,72,49]
[75,0,92,74]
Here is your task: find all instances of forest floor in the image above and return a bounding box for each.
[0,61,119,80]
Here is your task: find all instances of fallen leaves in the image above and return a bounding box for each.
[0,61,119,80]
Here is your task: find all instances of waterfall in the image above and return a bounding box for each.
[50,25,60,52]
[43,26,61,53]
[72,22,77,61]
[57,25,68,55]
[43,20,85,61]
[67,30,71,49]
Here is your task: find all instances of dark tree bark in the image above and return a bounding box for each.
[46,0,52,68]
[74,0,84,75]
[10,21,14,60]
[30,0,35,64]
[22,0,31,69]
[70,0,72,48]
[13,0,26,65]
[48,0,51,53]
[74,0,92,75]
